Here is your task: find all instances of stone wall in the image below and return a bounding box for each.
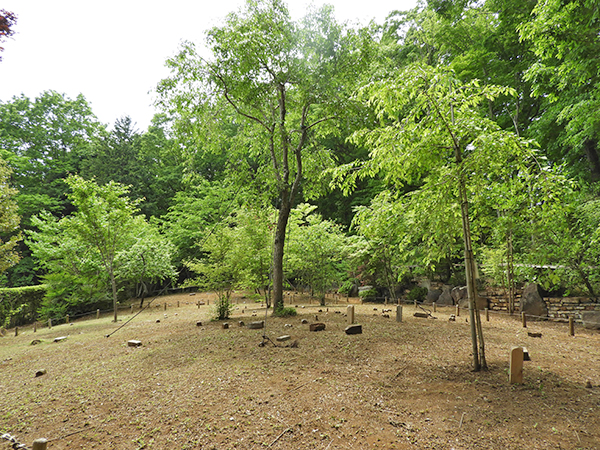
[483,288,600,322]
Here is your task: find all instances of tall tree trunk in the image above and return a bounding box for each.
[583,139,600,182]
[111,270,118,323]
[272,191,292,312]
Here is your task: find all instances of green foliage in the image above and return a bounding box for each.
[0,157,21,274]
[273,306,297,317]
[0,285,46,328]
[285,204,353,304]
[27,177,175,320]
[407,286,428,303]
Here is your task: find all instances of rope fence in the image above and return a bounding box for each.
[1,432,47,450]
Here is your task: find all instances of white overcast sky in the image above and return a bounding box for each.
[0,0,417,130]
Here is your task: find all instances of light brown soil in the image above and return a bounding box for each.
[1,292,599,450]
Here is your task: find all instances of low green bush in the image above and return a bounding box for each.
[273,306,297,317]
[0,285,47,328]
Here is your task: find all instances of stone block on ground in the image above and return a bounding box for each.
[582,311,600,330]
[35,369,47,377]
[222,323,229,329]
[196,321,203,327]
[413,312,429,318]
[276,335,291,342]
[345,324,362,335]
[247,321,264,329]
[309,323,326,332]
[127,340,142,347]
[53,336,67,343]
[301,319,309,324]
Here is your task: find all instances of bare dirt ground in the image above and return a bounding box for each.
[1,292,599,450]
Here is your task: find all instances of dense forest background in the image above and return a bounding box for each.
[1,0,599,326]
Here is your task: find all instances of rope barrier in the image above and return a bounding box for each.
[1,432,31,450]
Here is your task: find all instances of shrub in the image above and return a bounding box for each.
[0,285,47,328]
[407,286,428,303]
[273,306,297,317]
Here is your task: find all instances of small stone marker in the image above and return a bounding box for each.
[53,336,67,343]
[301,319,309,324]
[96,309,100,319]
[30,339,42,346]
[569,317,575,336]
[196,321,203,327]
[156,319,160,323]
[35,369,47,377]
[449,314,456,322]
[248,321,264,329]
[127,340,142,347]
[345,324,362,335]
[382,314,390,318]
[396,305,403,323]
[509,346,524,384]
[238,321,245,327]
[522,312,527,328]
[456,305,460,317]
[433,302,437,313]
[276,335,291,342]
[485,308,489,322]
[527,332,542,338]
[413,312,429,318]
[522,347,531,361]
[309,323,326,332]
[222,323,229,329]
[14,327,18,337]
[347,305,355,325]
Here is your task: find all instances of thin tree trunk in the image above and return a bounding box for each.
[272,192,292,312]
[111,271,118,323]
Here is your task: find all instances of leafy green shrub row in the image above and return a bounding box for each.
[0,285,47,328]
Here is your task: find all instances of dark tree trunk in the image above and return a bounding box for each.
[583,139,600,182]
[272,192,292,312]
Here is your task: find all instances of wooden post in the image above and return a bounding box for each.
[96,309,100,319]
[347,305,355,325]
[522,312,527,328]
[164,303,167,311]
[32,438,48,450]
[569,317,574,336]
[396,305,403,323]
[456,305,460,317]
[485,308,489,322]
[66,314,69,324]
[197,301,200,309]
[509,347,524,384]
[130,304,134,314]
[385,297,388,305]
[177,300,180,308]
[15,327,18,336]
[433,302,436,313]
[48,318,52,329]
[34,321,37,332]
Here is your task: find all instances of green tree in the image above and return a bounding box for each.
[285,203,352,305]
[157,0,373,312]
[338,64,538,371]
[0,158,21,274]
[519,0,600,182]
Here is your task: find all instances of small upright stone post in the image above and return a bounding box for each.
[32,438,48,450]
[509,346,524,384]
[164,303,167,311]
[433,302,436,313]
[15,327,19,337]
[34,321,37,332]
[396,305,403,323]
[456,305,460,317]
[414,300,417,308]
[347,305,355,325]
[130,305,134,314]
[522,312,527,328]
[66,314,69,324]
[569,317,574,336]
[96,309,100,319]
[485,308,489,322]
[48,318,52,329]
[177,301,180,308]
[197,301,200,309]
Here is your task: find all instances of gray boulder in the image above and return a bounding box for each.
[520,283,548,318]
[451,286,468,304]
[582,311,600,330]
[437,286,454,305]
[458,294,489,310]
[426,289,442,304]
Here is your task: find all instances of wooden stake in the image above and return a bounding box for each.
[456,305,460,317]
[32,438,48,450]
[396,305,403,323]
[164,303,167,311]
[15,327,18,337]
[34,321,37,332]
[48,318,52,329]
[130,304,134,314]
[509,346,524,384]
[485,308,489,322]
[433,302,436,313]
[569,317,574,336]
[522,312,527,328]
[96,309,100,319]
[66,314,69,324]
